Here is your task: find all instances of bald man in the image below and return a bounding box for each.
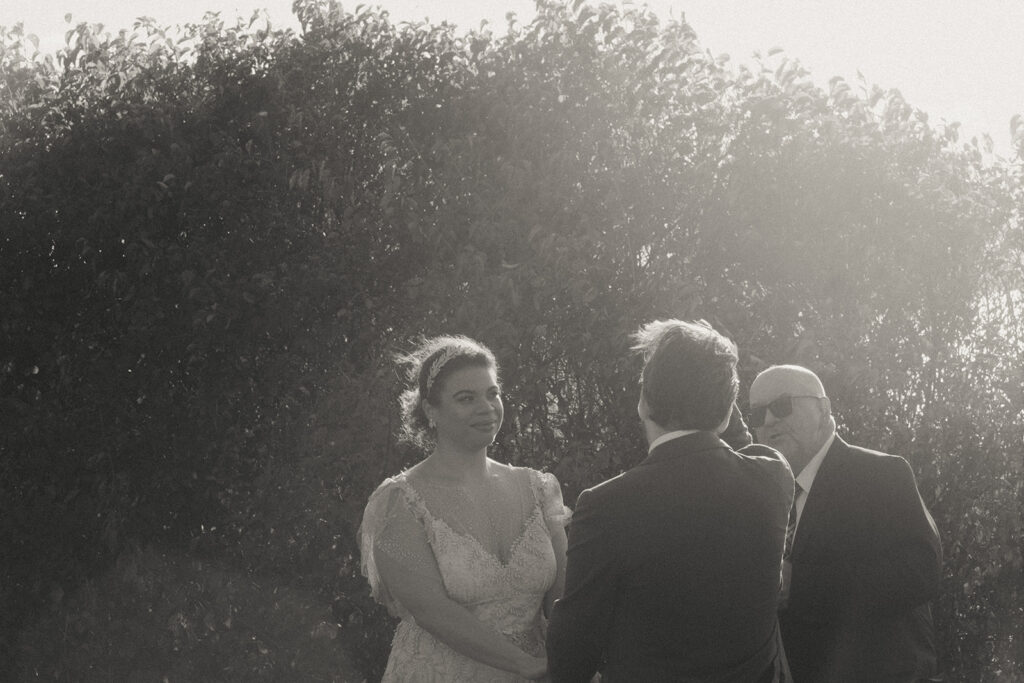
[747,365,941,682]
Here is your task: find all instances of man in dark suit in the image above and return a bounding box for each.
[748,365,941,682]
[547,320,794,682]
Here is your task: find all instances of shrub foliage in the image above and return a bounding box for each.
[2,1,1022,679]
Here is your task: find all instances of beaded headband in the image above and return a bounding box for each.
[424,346,463,394]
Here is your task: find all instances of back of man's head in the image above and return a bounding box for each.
[632,319,738,431]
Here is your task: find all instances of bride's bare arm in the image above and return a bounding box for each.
[536,470,570,618]
[375,545,547,679]
[544,519,568,617]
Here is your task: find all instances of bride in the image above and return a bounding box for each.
[360,335,570,681]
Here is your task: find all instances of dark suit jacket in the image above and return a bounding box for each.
[547,432,794,683]
[780,437,941,682]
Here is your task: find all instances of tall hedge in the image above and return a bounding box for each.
[2,1,1021,679]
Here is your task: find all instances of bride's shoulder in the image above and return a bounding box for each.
[365,470,418,505]
[489,459,538,481]
[363,471,432,528]
[371,468,409,488]
[487,459,517,474]
[492,461,563,493]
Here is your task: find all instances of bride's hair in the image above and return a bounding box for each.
[396,335,498,449]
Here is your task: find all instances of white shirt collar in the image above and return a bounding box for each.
[795,431,835,494]
[648,429,701,453]
[791,432,835,527]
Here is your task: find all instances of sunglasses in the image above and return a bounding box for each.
[748,395,824,428]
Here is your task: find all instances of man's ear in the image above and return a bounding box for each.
[817,396,833,430]
[713,411,731,435]
[819,396,832,419]
[638,393,651,421]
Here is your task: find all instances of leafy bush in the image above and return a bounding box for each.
[14,545,362,681]
[1,1,1021,680]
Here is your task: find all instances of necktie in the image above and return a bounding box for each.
[784,483,802,560]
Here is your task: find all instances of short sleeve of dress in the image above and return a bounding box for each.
[359,478,441,619]
[530,470,572,527]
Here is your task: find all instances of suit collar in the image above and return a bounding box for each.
[821,435,851,471]
[795,432,836,495]
[642,431,728,466]
[648,429,701,453]
[791,435,851,558]
[800,435,851,497]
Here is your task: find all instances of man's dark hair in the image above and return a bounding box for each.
[632,319,739,431]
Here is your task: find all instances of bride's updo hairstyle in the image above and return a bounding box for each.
[397,335,499,449]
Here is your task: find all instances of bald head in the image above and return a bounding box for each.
[749,365,827,401]
[749,365,834,475]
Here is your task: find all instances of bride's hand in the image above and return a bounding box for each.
[516,654,548,679]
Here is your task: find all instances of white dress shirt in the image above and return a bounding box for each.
[647,429,700,453]
[793,432,836,532]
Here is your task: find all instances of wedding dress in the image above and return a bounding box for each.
[360,465,569,682]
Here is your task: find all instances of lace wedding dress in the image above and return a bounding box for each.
[360,464,570,682]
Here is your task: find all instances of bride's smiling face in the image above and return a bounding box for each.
[425,364,503,452]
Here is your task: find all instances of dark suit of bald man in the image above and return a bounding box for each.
[779,437,941,682]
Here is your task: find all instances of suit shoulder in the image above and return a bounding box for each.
[575,461,667,515]
[738,442,787,464]
[579,467,637,501]
[833,441,921,497]
[738,443,794,479]
[841,441,913,472]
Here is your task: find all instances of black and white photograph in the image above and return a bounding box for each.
[2,0,1022,680]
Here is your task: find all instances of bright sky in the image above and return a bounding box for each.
[2,0,1021,157]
